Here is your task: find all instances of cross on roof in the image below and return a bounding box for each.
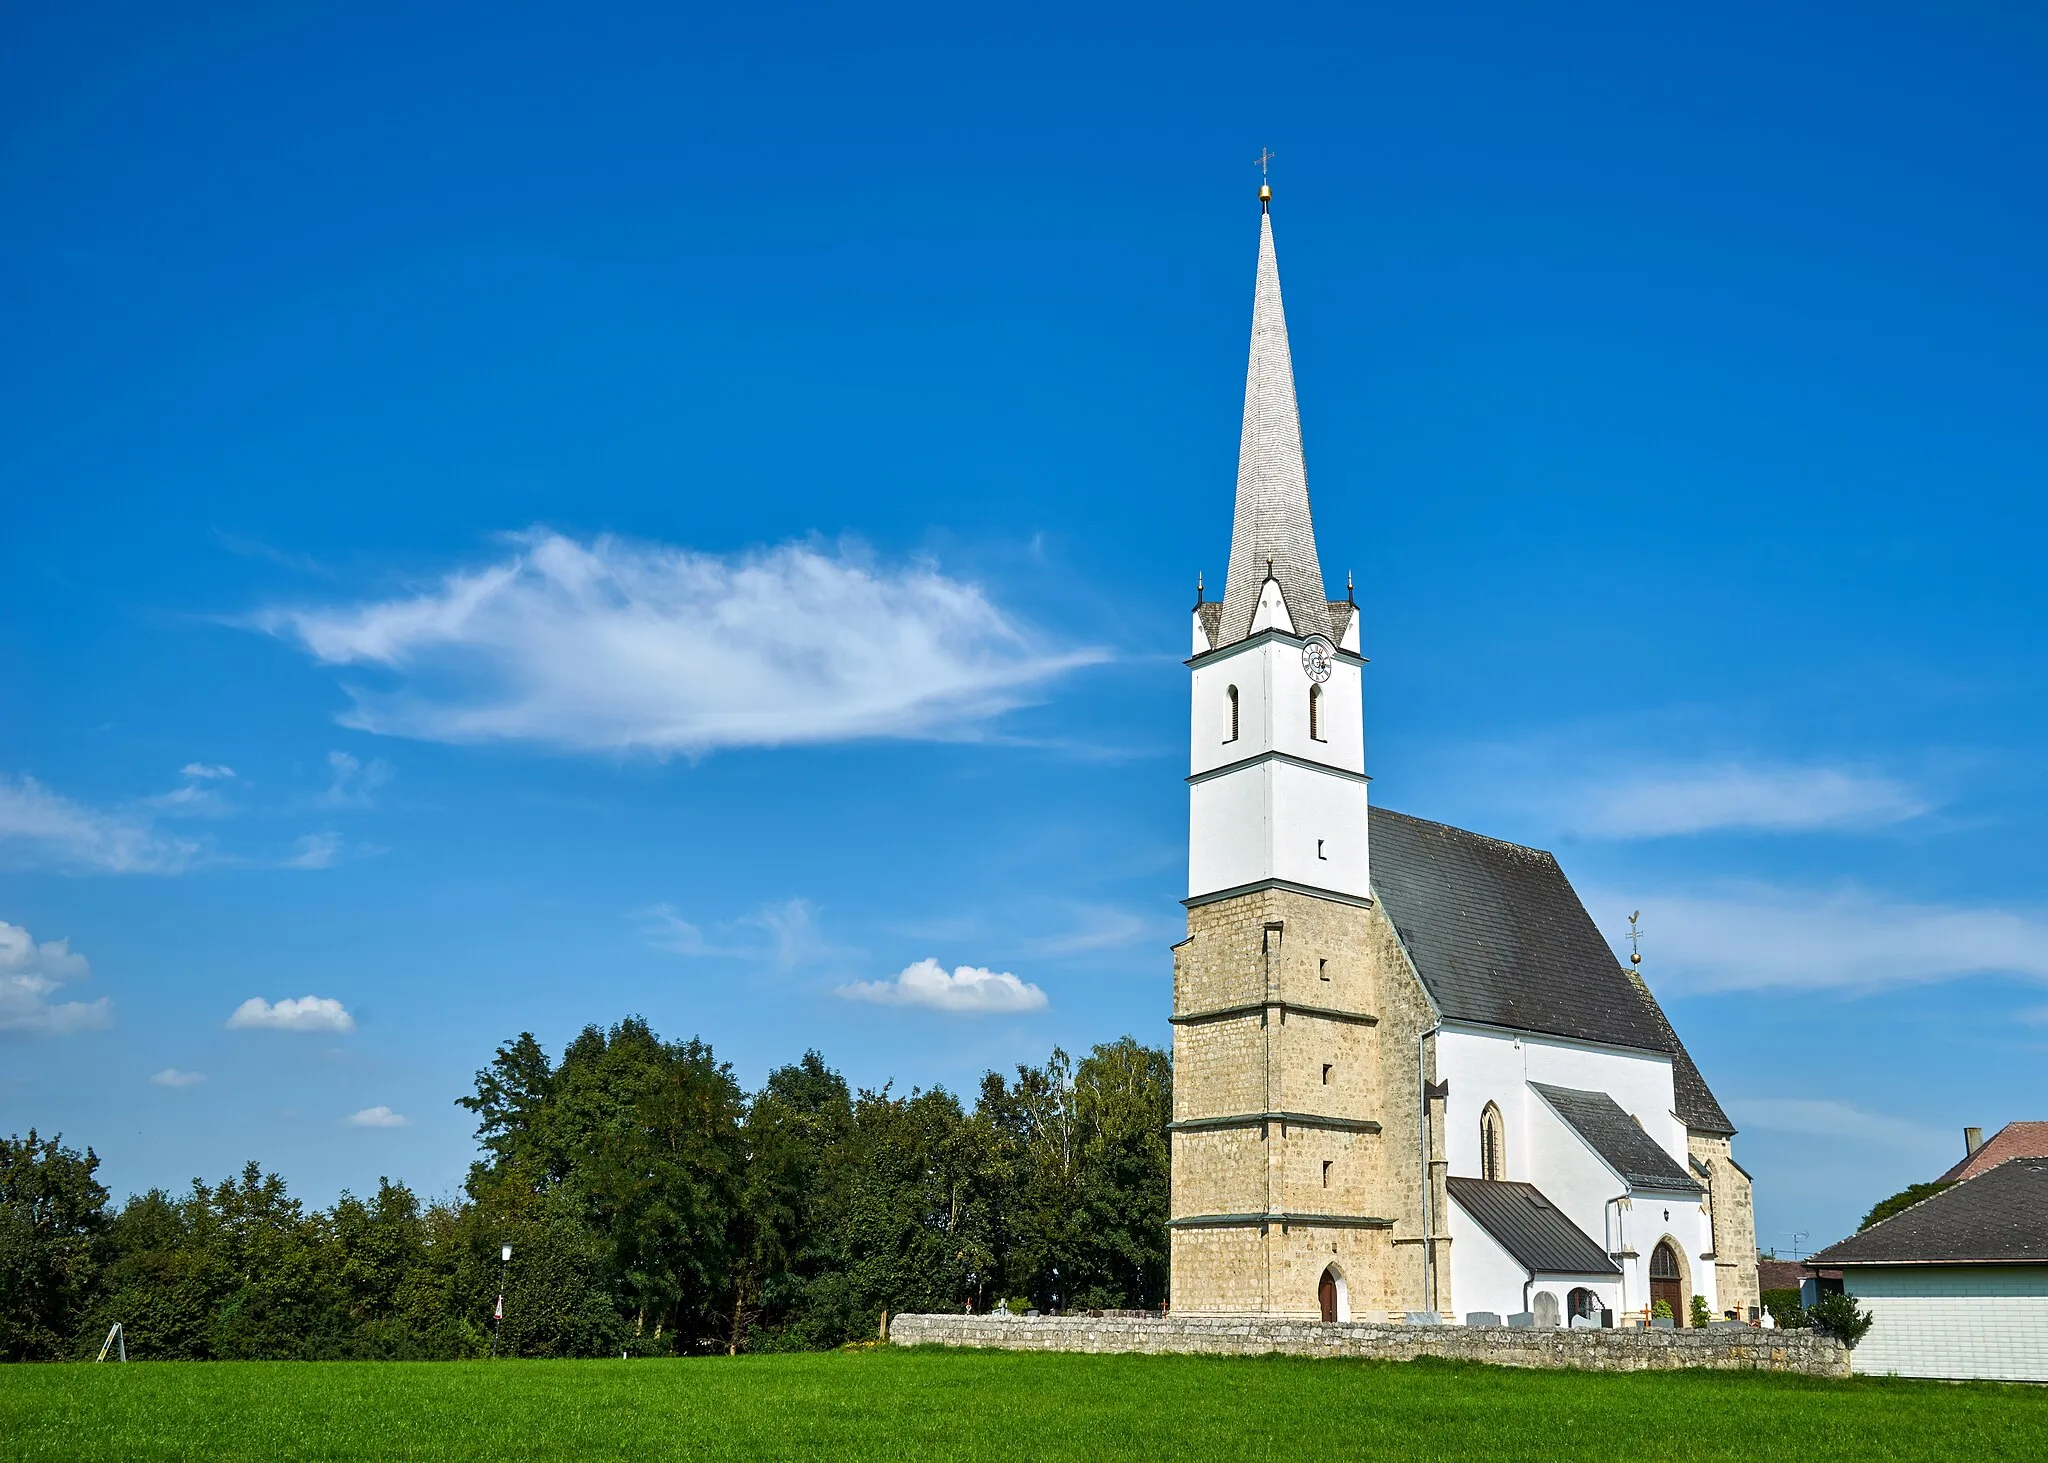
[1254,148,1276,178]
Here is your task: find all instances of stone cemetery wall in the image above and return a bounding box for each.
[888,1312,1849,1378]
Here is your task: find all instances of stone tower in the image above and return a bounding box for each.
[1171,188,1397,1318]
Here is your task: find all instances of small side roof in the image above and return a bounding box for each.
[1530,1082,1703,1194]
[1936,1121,2048,1185]
[1809,1157,2048,1266]
[1447,1177,1620,1277]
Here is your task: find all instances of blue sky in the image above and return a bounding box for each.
[4,1,2044,1253]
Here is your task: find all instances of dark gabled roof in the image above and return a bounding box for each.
[1809,1158,2048,1266]
[1369,807,1735,1134]
[1447,1177,1620,1277]
[1937,1122,2048,1185]
[1530,1083,1703,1194]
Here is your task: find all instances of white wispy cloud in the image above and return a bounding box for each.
[315,750,391,809]
[1724,1098,1953,1157]
[638,897,830,970]
[835,958,1048,1014]
[347,1105,409,1128]
[1567,763,1928,839]
[256,530,1103,754]
[151,1068,206,1088]
[0,920,112,1035]
[1028,906,1151,956]
[0,776,199,874]
[226,995,356,1033]
[181,763,236,781]
[283,832,344,870]
[1594,885,2048,994]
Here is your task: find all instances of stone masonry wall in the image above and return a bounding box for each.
[889,1313,1849,1378]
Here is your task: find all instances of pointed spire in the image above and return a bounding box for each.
[1217,196,1330,646]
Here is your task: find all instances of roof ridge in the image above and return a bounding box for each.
[1370,805,1561,864]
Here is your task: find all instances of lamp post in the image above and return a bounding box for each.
[491,1244,512,1358]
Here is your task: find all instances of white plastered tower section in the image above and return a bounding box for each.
[1171,191,1385,1319]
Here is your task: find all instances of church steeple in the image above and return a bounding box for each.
[1217,191,1330,646]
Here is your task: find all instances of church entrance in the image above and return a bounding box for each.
[1317,1265,1347,1322]
[1650,1240,1685,1324]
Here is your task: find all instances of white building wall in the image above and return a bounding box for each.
[1447,1200,1533,1321]
[1436,1026,1717,1319]
[1844,1265,2048,1382]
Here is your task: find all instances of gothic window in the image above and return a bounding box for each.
[1480,1102,1506,1181]
[1309,684,1323,741]
[1225,685,1239,743]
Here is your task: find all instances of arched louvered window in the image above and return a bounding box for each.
[1309,684,1323,741]
[1480,1102,1506,1181]
[1225,685,1239,743]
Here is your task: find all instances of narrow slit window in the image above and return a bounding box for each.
[1225,685,1239,743]
[1318,958,1329,982]
[1322,1160,1334,1189]
[1317,839,1327,860]
[1321,1063,1333,1086]
[1309,684,1323,741]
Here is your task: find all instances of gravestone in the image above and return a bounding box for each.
[1506,1312,1535,1328]
[1464,1312,1503,1327]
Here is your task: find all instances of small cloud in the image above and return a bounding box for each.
[151,1068,206,1088]
[638,903,716,956]
[181,764,236,781]
[1029,906,1150,956]
[1725,1098,1951,1156]
[347,1105,409,1128]
[255,530,1103,755]
[283,832,343,870]
[316,750,392,809]
[835,958,1048,1014]
[0,776,199,874]
[748,898,825,970]
[637,896,833,969]
[0,920,112,1034]
[226,995,355,1033]
[1593,885,2048,994]
[1568,764,1928,839]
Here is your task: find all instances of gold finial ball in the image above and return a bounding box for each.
[1630,951,1641,965]
[1259,181,1272,204]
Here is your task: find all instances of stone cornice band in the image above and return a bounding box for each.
[1167,1211,1395,1231]
[1186,750,1370,787]
[1183,878,1374,911]
[1168,1111,1383,1135]
[1170,1001,1378,1028]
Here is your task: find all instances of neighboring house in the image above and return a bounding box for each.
[1806,1157,2048,1383]
[1165,184,1760,1329]
[1938,1122,2048,1185]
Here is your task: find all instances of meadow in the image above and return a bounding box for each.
[3,1348,2044,1462]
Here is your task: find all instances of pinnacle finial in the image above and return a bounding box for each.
[1255,148,1275,212]
[1196,571,1205,605]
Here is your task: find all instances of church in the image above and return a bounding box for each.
[1169,181,1760,1329]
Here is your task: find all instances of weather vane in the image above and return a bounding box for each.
[1627,910,1644,969]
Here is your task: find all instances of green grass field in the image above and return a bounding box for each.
[2,1347,2043,1461]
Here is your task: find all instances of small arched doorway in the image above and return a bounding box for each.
[1567,1287,1600,1325]
[1649,1240,1685,1324]
[1317,1265,1349,1323]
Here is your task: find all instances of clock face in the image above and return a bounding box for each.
[1301,636,1336,683]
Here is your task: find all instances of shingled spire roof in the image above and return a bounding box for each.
[1217,200,1331,646]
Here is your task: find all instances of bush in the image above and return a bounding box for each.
[1651,1298,1673,1321]
[1759,1288,1805,1329]
[1804,1291,1873,1347]
[1690,1294,1711,1329]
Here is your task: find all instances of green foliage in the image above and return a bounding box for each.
[1690,1293,1711,1329]
[2,1022,1172,1360]
[1651,1298,1673,1321]
[1804,1291,1875,1347]
[1,1350,2041,1462]
[0,1131,110,1361]
[1759,1288,1806,1330]
[1858,1181,1953,1232]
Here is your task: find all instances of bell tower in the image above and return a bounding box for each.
[1170,184,1392,1318]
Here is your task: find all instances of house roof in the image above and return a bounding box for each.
[1936,1122,2048,1185]
[1809,1158,2048,1267]
[1367,809,1735,1135]
[1530,1082,1703,1194]
[1447,1177,1620,1277]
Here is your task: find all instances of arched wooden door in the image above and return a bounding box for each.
[1649,1240,1684,1324]
[1318,1267,1338,1322]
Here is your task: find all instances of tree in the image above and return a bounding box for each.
[1805,1290,1875,1347]
[0,1131,110,1361]
[1858,1181,1952,1232]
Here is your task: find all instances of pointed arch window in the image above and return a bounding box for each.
[1225,685,1239,743]
[1308,684,1323,741]
[1480,1102,1506,1182]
